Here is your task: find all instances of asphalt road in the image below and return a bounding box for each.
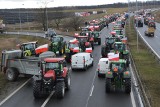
[136,21,160,56]
[1,25,134,107]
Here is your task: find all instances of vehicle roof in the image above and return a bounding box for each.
[110,59,126,63]
[99,58,109,62]
[44,58,64,63]
[77,36,88,38]
[115,42,123,44]
[72,52,90,56]
[22,41,37,45]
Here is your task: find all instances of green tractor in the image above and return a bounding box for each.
[114,42,130,67]
[50,36,66,55]
[18,41,38,57]
[101,37,115,57]
[105,59,131,93]
[65,39,82,63]
[91,31,101,45]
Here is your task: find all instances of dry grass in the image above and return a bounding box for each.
[126,17,160,107]
[153,10,160,23]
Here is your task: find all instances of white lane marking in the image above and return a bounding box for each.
[0,78,31,106]
[85,65,98,107]
[41,91,55,107]
[131,89,137,107]
[90,85,94,97]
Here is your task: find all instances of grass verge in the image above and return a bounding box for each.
[126,17,160,107]
[153,10,160,23]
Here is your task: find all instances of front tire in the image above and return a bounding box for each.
[33,82,42,99]
[105,78,111,93]
[125,79,131,94]
[56,82,65,99]
[65,72,71,91]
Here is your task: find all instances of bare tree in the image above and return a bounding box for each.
[69,16,84,31]
[36,8,47,31]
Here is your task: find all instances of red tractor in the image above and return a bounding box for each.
[76,35,94,51]
[33,58,70,99]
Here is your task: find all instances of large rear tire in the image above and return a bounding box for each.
[65,72,71,91]
[125,79,131,94]
[33,82,42,99]
[105,78,111,93]
[56,82,65,99]
[6,68,19,81]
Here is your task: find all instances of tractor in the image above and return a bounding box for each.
[105,59,131,93]
[33,58,70,99]
[76,36,93,51]
[145,21,156,37]
[65,38,82,63]
[101,37,116,57]
[18,41,38,57]
[91,31,101,45]
[113,42,130,67]
[50,36,66,55]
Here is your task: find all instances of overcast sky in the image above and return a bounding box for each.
[0,0,147,9]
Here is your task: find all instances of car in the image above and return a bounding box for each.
[97,58,110,77]
[71,52,93,71]
[45,28,57,38]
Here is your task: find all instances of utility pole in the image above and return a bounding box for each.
[136,0,139,52]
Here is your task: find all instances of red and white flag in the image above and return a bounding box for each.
[108,53,119,61]
[85,47,92,53]
[73,47,80,53]
[35,44,48,54]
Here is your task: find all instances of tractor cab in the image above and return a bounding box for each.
[19,41,38,56]
[114,42,126,53]
[42,58,66,78]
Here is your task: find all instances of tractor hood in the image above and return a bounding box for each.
[52,42,58,46]
[44,70,55,80]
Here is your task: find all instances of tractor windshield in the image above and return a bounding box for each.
[106,38,115,44]
[114,43,125,50]
[45,62,59,70]
[77,37,88,42]
[93,33,99,37]
[69,43,79,48]
[51,37,61,42]
[24,44,35,51]
[111,63,125,72]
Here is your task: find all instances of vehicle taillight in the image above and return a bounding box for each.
[83,59,85,63]
[97,64,100,71]
[107,71,111,74]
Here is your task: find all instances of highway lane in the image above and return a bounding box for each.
[137,22,160,55]
[45,25,133,107]
[1,24,135,107]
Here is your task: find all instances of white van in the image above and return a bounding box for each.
[71,52,93,71]
[97,58,110,77]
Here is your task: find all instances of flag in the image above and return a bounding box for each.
[85,47,92,53]
[73,47,80,53]
[35,44,48,54]
[108,52,119,61]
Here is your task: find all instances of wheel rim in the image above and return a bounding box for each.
[8,70,13,80]
[67,76,71,87]
[61,48,64,54]
[62,83,65,96]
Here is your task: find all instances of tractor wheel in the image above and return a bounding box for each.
[65,72,71,91]
[24,52,29,57]
[59,48,64,55]
[56,81,65,99]
[91,43,94,50]
[98,71,101,78]
[105,78,111,93]
[98,39,101,45]
[91,61,94,66]
[84,65,87,71]
[33,81,42,99]
[6,68,19,81]
[65,54,71,63]
[125,78,131,94]
[101,46,107,57]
